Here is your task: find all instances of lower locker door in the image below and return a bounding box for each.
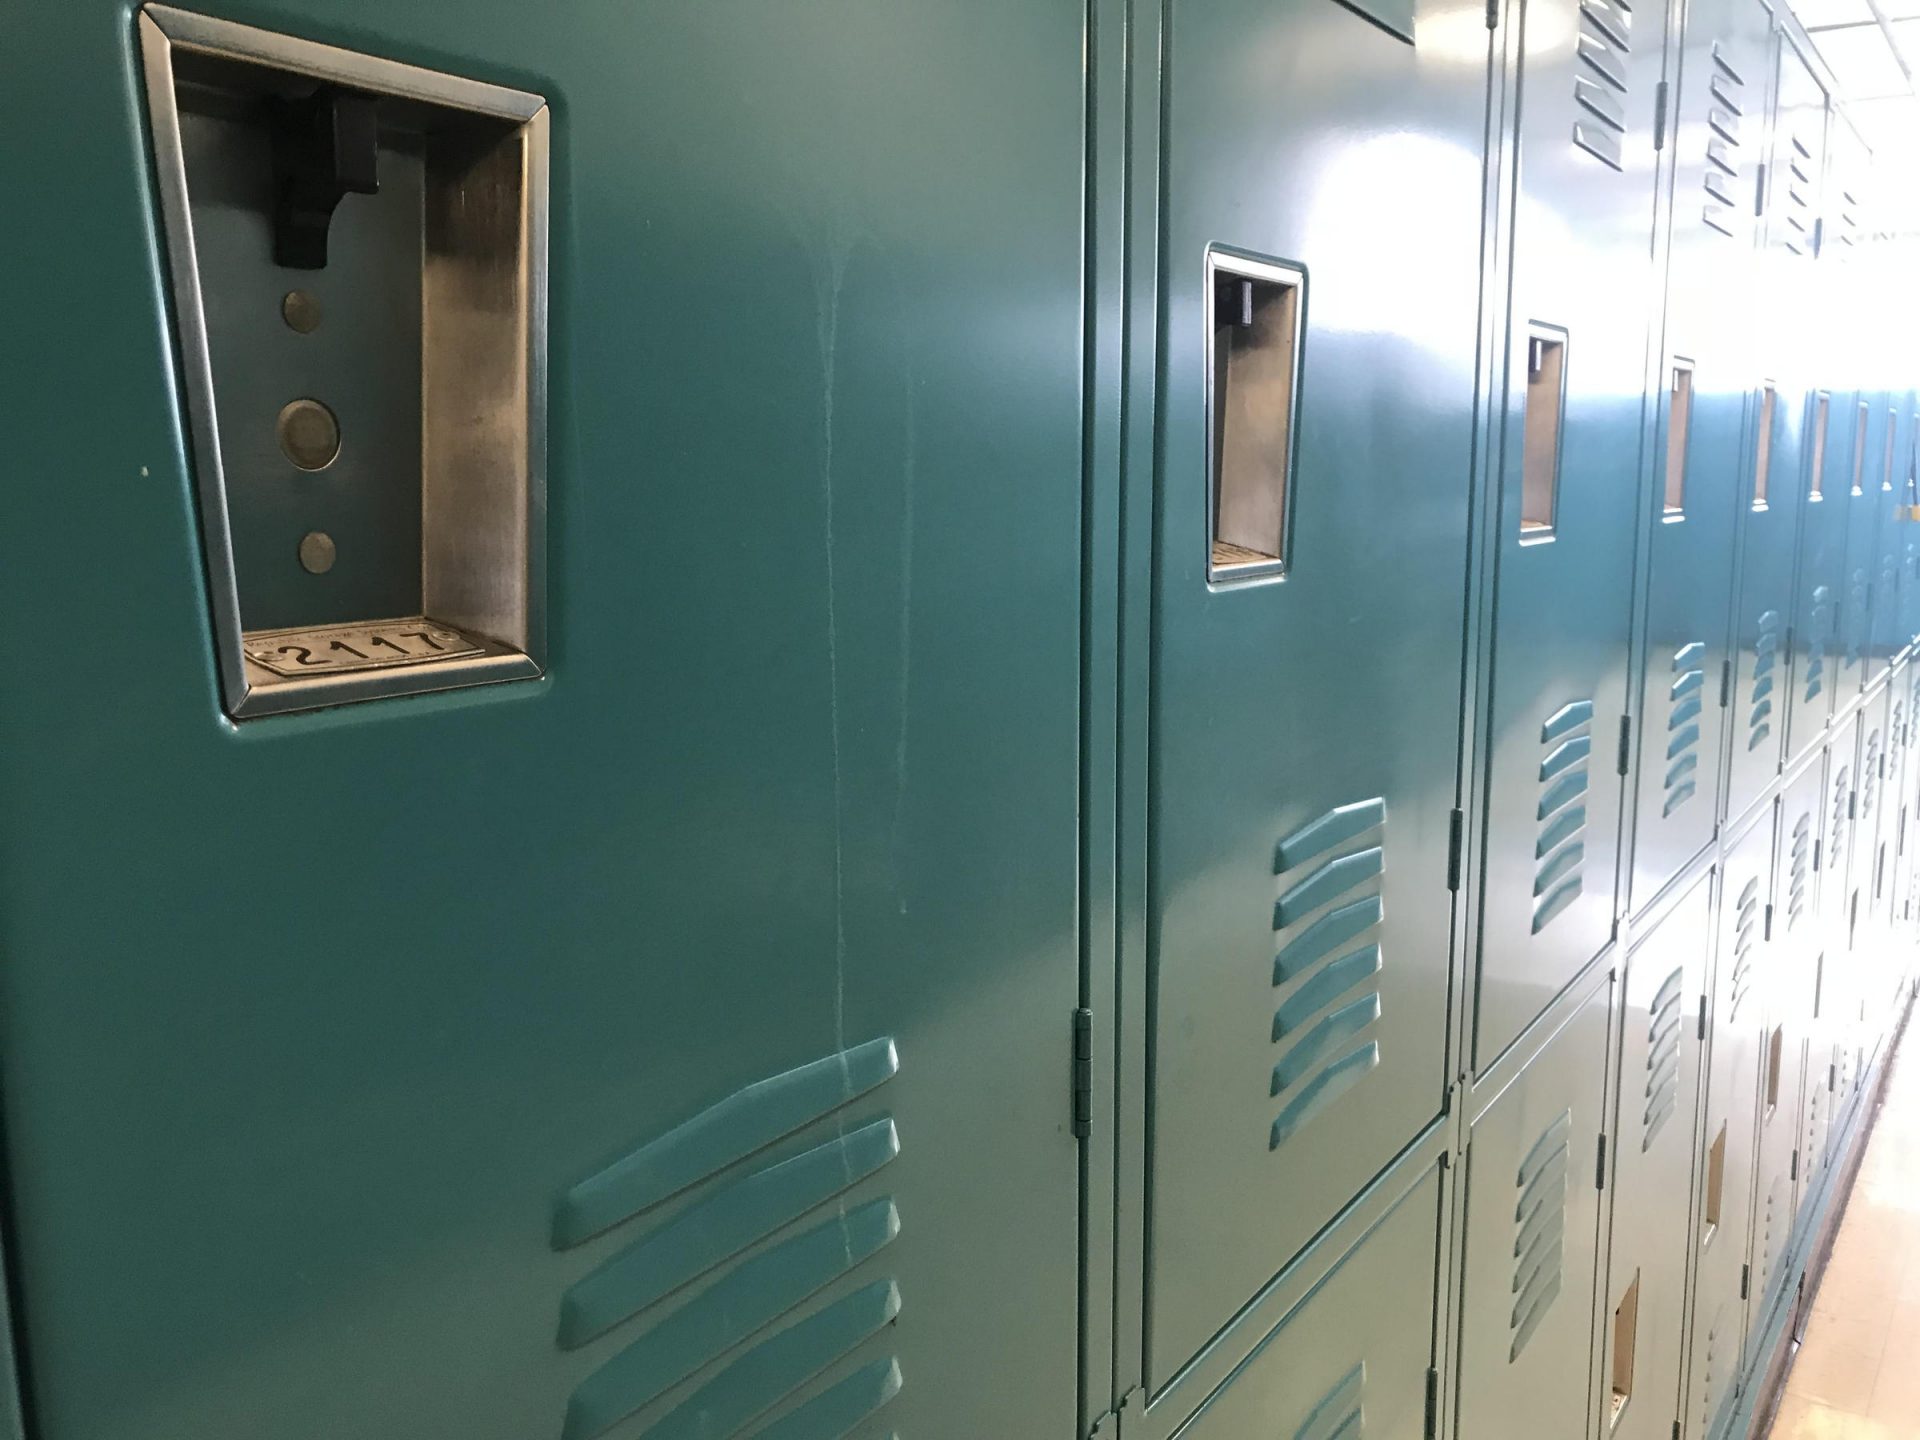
[1170,1161,1444,1440]
[1603,878,1709,1440]
[1456,978,1612,1440]
[0,4,1090,1438]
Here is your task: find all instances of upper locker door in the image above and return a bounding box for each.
[0,5,1088,1440]
[1630,0,1773,910]
[1472,0,1667,1067]
[1774,43,1842,765]
[1724,22,1804,820]
[1828,119,1888,703]
[1143,0,1488,1389]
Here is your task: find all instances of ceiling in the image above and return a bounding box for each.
[1793,0,1920,229]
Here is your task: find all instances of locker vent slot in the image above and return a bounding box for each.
[1805,584,1832,704]
[1749,609,1779,750]
[1511,1110,1573,1362]
[1644,967,1685,1151]
[1533,700,1593,932]
[1832,766,1852,874]
[1729,877,1761,1022]
[1664,643,1705,817]
[1610,1271,1641,1426]
[1207,251,1303,580]
[1522,329,1569,534]
[1788,813,1812,931]
[1573,0,1632,169]
[1665,363,1694,515]
[1702,1120,1728,1241]
[1753,384,1776,506]
[1270,800,1387,1152]
[1703,47,1747,236]
[1295,1362,1368,1440]
[550,1039,904,1440]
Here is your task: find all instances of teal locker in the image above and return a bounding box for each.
[1629,0,1772,909]
[1473,0,1667,1069]
[1601,878,1709,1440]
[1684,847,1762,1437]
[0,5,1091,1439]
[1455,979,1613,1440]
[1168,1160,1445,1440]
[1139,0,1486,1387]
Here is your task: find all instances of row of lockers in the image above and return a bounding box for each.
[0,1,1916,1439]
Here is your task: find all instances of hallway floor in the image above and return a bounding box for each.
[1768,1027,1920,1438]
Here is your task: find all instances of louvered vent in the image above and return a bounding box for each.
[1644,966,1684,1151]
[1729,877,1760,1021]
[1832,764,1852,871]
[1864,728,1883,820]
[550,1039,905,1440]
[1665,642,1705,816]
[1270,799,1386,1152]
[1703,45,1746,236]
[1749,610,1779,751]
[1512,1110,1572,1363]
[1805,585,1831,703]
[1296,1364,1367,1440]
[1573,0,1632,169]
[1784,129,1816,255]
[1788,812,1812,931]
[1697,1303,1729,1436]
[1534,701,1592,933]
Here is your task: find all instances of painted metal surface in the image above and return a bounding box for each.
[0,5,1088,1439]
[1472,0,1666,1071]
[1140,0,1485,1389]
[1455,978,1613,1439]
[1603,876,1709,1440]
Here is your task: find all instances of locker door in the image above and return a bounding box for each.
[1141,0,1487,1387]
[1601,878,1708,1440]
[1827,119,1883,702]
[1456,982,1612,1440]
[1630,0,1772,907]
[1894,399,1920,657]
[1171,1162,1444,1440]
[1880,399,1919,671]
[1684,841,1764,1436]
[1775,47,1842,766]
[1473,0,1667,1067]
[0,6,1089,1440]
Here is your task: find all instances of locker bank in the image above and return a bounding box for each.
[0,1,1916,1438]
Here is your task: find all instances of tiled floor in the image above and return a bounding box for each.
[1768,1029,1920,1438]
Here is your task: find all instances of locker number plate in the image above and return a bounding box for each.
[243,621,483,677]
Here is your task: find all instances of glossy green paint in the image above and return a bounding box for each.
[0,5,1088,1439]
[1140,0,1486,1389]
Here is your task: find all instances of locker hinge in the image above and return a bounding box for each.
[1071,1008,1094,1140]
[1618,715,1633,776]
[1763,902,1774,941]
[1596,1133,1609,1190]
[1850,790,1859,820]
[1755,161,1767,217]
[1089,1408,1120,1440]
[1486,0,1498,29]
[1447,808,1465,891]
[1740,1262,1751,1299]
[1653,79,1670,151]
[1815,837,1824,873]
[1829,1062,1837,1092]
[1719,658,1733,708]
[1425,1366,1441,1438]
[1698,994,1709,1040]
[1674,1422,1683,1440]
[1881,751,1889,779]
[1791,1148,1800,1181]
